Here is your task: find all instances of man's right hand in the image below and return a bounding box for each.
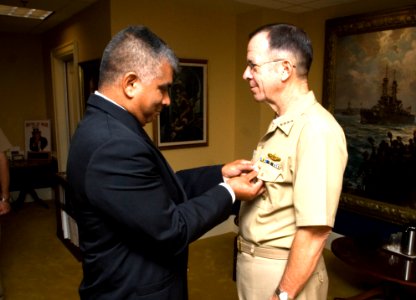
[226,170,264,201]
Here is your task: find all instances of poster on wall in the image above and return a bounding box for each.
[24,120,51,159]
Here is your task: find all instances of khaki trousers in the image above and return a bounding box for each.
[236,252,328,300]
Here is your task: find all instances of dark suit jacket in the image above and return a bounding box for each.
[66,94,233,299]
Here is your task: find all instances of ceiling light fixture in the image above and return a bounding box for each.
[0,1,53,20]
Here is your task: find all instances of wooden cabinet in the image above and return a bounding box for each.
[55,173,81,260]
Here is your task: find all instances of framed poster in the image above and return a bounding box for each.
[153,59,208,150]
[323,6,416,225]
[25,120,51,159]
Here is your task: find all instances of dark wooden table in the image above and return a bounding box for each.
[9,158,58,209]
[331,236,416,300]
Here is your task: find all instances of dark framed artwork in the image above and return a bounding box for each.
[323,6,416,225]
[153,59,208,150]
[79,59,101,112]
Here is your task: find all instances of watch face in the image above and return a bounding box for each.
[279,291,289,300]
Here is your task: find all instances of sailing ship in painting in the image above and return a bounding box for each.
[360,67,415,124]
[335,67,416,209]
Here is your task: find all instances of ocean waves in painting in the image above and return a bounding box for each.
[336,114,416,209]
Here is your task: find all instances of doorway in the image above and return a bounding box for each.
[50,42,82,172]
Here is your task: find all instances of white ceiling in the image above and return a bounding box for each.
[0,0,359,34]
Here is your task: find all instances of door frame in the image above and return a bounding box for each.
[50,42,81,172]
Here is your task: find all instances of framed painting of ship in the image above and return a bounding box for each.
[323,6,416,226]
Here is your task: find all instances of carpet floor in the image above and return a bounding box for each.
[0,201,379,299]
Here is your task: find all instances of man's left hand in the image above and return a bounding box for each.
[222,159,255,178]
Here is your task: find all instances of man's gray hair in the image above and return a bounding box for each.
[99,25,179,87]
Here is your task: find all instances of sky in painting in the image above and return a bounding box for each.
[335,27,416,113]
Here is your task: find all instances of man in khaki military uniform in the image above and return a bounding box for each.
[236,24,348,300]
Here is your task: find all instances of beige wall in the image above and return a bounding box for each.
[1,0,415,171]
[0,0,110,154]
[41,0,110,158]
[0,34,46,149]
[110,0,240,170]
[42,0,110,64]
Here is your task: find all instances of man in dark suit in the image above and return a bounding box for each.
[66,25,264,300]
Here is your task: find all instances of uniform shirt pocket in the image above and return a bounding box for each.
[255,156,292,183]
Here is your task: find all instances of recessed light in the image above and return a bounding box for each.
[0,4,53,20]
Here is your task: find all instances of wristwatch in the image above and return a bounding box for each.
[276,288,292,300]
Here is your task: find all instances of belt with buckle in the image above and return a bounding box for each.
[237,236,289,260]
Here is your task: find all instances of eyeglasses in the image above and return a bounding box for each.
[246,58,296,72]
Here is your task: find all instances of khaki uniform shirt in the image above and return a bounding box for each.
[239,91,348,249]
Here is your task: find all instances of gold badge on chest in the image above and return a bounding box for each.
[267,153,281,161]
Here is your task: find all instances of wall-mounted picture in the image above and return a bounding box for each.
[153,59,208,150]
[323,6,416,225]
[25,120,51,159]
